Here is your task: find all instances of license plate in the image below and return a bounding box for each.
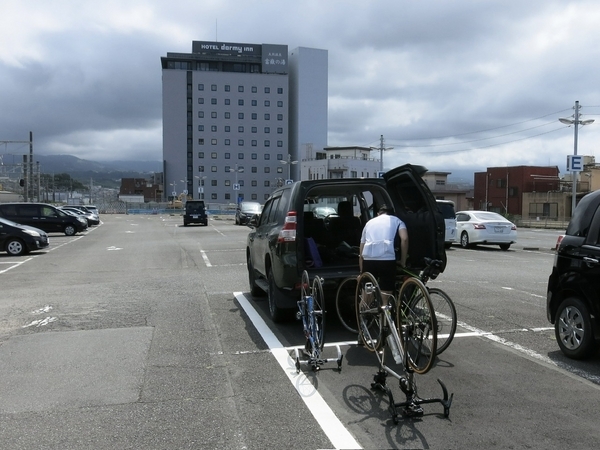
[494,226,504,233]
[192,215,198,218]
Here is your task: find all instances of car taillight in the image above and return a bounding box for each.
[511,225,517,230]
[277,211,297,242]
[555,235,565,250]
[473,223,486,229]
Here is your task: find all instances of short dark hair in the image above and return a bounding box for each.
[378,204,394,214]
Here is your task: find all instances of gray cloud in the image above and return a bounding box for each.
[1,0,599,177]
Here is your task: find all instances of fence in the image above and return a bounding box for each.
[94,201,237,217]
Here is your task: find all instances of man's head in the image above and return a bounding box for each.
[378,204,394,215]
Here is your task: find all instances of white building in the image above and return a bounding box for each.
[161,41,328,203]
[301,146,381,181]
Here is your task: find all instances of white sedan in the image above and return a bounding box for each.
[455,210,517,250]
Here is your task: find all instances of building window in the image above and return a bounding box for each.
[225,180,231,186]
[211,125,217,132]
[264,114,270,120]
[225,139,230,145]
[251,140,257,146]
[264,87,270,93]
[225,153,230,159]
[252,86,257,93]
[198,165,204,172]
[225,85,230,92]
[238,139,244,146]
[198,139,204,145]
[237,153,244,159]
[252,100,257,106]
[497,179,507,188]
[238,99,244,106]
[277,154,283,160]
[225,193,231,200]
[264,100,270,107]
[264,167,270,173]
[264,127,270,133]
[251,153,257,159]
[277,114,283,121]
[211,193,217,200]
[264,180,270,187]
[277,101,283,107]
[252,180,258,186]
[252,113,257,120]
[225,166,231,173]
[277,127,283,134]
[277,141,283,147]
[211,152,217,159]
[224,99,230,105]
[211,139,217,145]
[264,140,270,147]
[198,111,204,118]
[238,113,244,119]
[211,166,217,172]
[211,98,217,105]
[238,85,244,92]
[251,127,257,133]
[225,126,230,132]
[252,166,257,173]
[277,87,283,94]
[277,166,283,173]
[264,153,271,160]
[198,98,204,104]
[198,84,204,91]
[198,152,204,158]
[211,84,217,91]
[211,112,217,118]
[224,112,230,119]
[238,126,244,132]
[198,125,204,131]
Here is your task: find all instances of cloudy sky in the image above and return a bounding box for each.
[2,0,600,179]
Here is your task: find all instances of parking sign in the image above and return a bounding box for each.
[567,155,583,172]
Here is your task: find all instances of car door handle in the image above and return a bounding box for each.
[583,256,599,266]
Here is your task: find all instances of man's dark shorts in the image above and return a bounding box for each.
[362,259,396,291]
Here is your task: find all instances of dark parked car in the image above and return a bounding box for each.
[0,217,49,256]
[246,164,446,322]
[0,203,87,236]
[183,200,208,226]
[547,189,600,359]
[60,206,100,226]
[235,201,262,225]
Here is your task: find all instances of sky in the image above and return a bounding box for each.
[2,0,600,180]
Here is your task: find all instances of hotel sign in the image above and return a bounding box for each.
[192,41,288,74]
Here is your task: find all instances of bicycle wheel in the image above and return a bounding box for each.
[355,272,383,352]
[311,275,326,351]
[428,288,457,355]
[301,270,310,300]
[335,276,359,333]
[397,277,437,374]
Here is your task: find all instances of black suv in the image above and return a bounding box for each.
[0,202,88,236]
[246,164,447,322]
[183,200,208,226]
[547,189,600,359]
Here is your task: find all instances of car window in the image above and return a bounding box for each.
[21,205,40,216]
[456,213,469,222]
[260,197,277,225]
[437,202,455,218]
[41,206,59,218]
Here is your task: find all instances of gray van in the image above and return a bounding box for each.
[0,203,88,236]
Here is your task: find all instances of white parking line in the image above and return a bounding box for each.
[234,292,362,450]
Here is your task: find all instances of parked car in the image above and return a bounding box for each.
[235,201,262,225]
[455,210,517,250]
[246,164,446,322]
[547,189,600,359]
[437,200,457,248]
[60,206,100,226]
[0,217,49,256]
[0,203,87,236]
[183,200,208,226]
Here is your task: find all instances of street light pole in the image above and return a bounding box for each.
[280,154,298,181]
[559,101,595,216]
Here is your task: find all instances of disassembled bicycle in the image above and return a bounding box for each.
[336,257,457,355]
[294,270,343,373]
[355,271,452,423]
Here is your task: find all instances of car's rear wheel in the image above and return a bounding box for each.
[267,265,288,323]
[6,238,26,256]
[64,225,77,236]
[460,231,470,248]
[555,297,597,360]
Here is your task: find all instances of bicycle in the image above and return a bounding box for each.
[294,270,343,372]
[396,258,457,355]
[336,259,457,356]
[355,271,452,422]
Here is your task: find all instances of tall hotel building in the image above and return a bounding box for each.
[161,41,328,203]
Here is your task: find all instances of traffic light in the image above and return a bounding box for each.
[19,179,24,187]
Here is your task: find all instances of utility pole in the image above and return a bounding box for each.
[371,135,393,173]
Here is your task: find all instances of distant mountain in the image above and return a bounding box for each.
[0,154,162,189]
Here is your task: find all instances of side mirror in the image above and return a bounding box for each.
[248,214,260,228]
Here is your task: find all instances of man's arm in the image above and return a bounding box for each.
[359,242,365,273]
[398,227,408,267]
